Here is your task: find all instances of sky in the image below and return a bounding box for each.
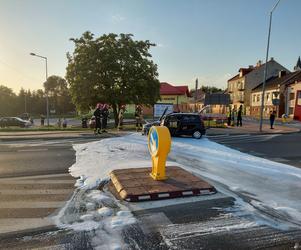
[0,0,300,93]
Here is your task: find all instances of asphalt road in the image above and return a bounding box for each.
[207,132,301,168]
[1,135,301,249]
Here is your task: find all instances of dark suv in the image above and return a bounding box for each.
[161,113,205,139]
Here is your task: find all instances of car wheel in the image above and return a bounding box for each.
[192,130,202,139]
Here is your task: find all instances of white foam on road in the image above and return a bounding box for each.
[68,133,301,229]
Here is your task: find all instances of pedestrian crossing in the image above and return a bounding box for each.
[0,173,75,234]
[206,134,280,144]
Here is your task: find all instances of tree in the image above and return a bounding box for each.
[0,85,17,116]
[44,75,75,115]
[66,32,160,125]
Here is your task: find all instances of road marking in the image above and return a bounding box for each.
[0,179,75,184]
[0,201,65,209]
[0,218,53,234]
[17,148,48,152]
[0,173,71,181]
[0,189,73,195]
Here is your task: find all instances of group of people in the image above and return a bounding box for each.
[227,105,243,127]
[117,104,143,131]
[227,105,277,129]
[93,103,110,134]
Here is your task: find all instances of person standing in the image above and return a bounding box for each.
[101,104,109,133]
[118,105,126,131]
[57,118,62,128]
[269,110,276,129]
[62,118,67,128]
[227,107,232,126]
[135,105,143,132]
[237,105,243,127]
[93,103,103,134]
[231,108,236,126]
[40,115,45,126]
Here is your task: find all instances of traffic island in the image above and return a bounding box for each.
[109,166,216,202]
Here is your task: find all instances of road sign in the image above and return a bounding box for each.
[154,103,173,118]
[272,99,280,106]
[148,126,171,180]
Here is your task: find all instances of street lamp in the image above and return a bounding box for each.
[259,0,281,132]
[30,52,49,127]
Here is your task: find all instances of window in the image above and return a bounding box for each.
[289,107,294,115]
[256,94,260,102]
[252,95,256,103]
[266,93,270,102]
[290,93,295,101]
[182,115,199,122]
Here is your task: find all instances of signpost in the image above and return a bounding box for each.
[153,103,173,118]
[148,126,171,180]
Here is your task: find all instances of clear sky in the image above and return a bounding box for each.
[0,0,300,93]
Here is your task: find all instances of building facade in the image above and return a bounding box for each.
[227,58,289,115]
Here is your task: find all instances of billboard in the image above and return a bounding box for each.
[204,93,230,105]
[153,103,173,118]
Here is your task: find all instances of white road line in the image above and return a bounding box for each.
[0,179,75,184]
[17,148,49,152]
[0,189,73,195]
[0,201,65,209]
[0,218,53,234]
[0,173,71,181]
[32,243,72,250]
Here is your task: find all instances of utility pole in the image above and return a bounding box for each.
[195,78,198,112]
[259,0,281,132]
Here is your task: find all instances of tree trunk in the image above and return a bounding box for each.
[112,103,119,127]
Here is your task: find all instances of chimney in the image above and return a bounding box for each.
[256,60,262,67]
[248,65,254,69]
[278,70,286,78]
[270,57,274,61]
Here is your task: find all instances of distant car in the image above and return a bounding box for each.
[143,113,206,139]
[0,117,31,128]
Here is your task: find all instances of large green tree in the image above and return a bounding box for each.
[66,32,160,125]
[44,75,75,115]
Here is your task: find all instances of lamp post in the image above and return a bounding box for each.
[30,52,49,127]
[259,0,281,132]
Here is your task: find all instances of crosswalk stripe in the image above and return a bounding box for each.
[0,173,71,181]
[0,179,75,184]
[0,201,65,209]
[0,189,73,195]
[0,218,53,234]
[207,134,279,144]
[0,173,75,235]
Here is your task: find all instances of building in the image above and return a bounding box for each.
[250,58,301,120]
[159,82,191,111]
[227,58,289,114]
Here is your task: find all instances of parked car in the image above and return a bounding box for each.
[142,107,169,135]
[89,116,96,129]
[143,112,206,139]
[0,117,32,128]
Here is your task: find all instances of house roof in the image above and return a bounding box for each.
[160,82,190,96]
[252,71,301,92]
[227,74,240,82]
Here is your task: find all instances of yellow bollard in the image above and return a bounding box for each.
[148,126,171,180]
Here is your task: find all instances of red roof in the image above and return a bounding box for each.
[160,82,190,96]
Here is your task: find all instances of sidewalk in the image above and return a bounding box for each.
[0,130,122,141]
[206,121,300,135]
